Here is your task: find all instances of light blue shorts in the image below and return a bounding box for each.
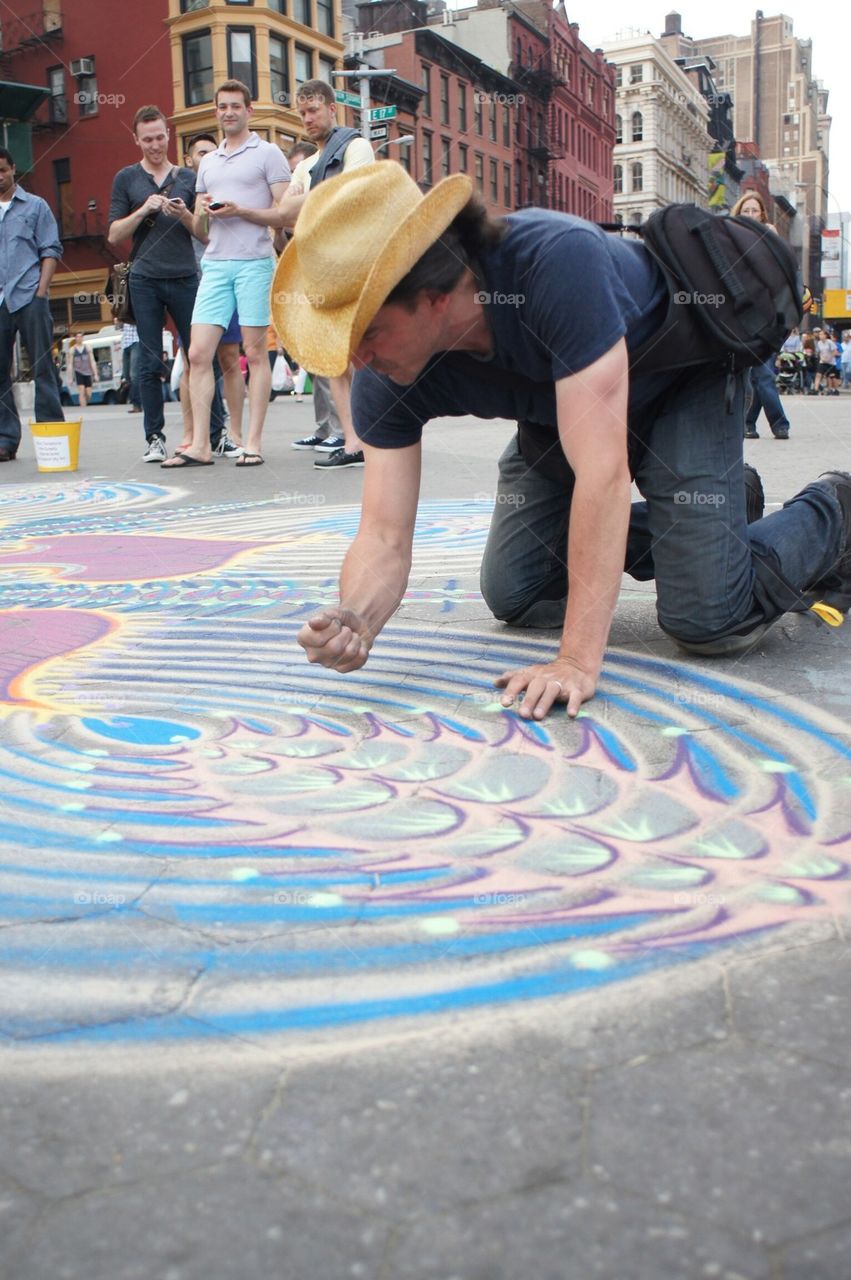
[192,257,275,329]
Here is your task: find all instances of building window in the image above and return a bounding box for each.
[615,65,622,88]
[630,63,643,84]
[615,114,622,144]
[421,65,431,117]
[503,162,511,206]
[270,35,290,107]
[440,75,449,126]
[75,59,98,117]
[441,136,451,177]
[489,101,497,141]
[475,151,484,192]
[53,157,73,237]
[613,163,623,194]
[474,92,483,135]
[318,55,335,87]
[180,0,210,9]
[267,0,285,10]
[227,29,257,98]
[183,31,214,106]
[316,0,333,37]
[458,82,467,132]
[399,136,413,173]
[502,105,510,147]
[48,66,67,123]
[631,111,643,142]
[458,143,468,172]
[489,157,498,202]
[294,45,312,90]
[422,131,433,185]
[293,0,310,24]
[631,161,643,191]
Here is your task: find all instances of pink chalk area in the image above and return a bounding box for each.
[0,609,114,703]
[0,534,265,583]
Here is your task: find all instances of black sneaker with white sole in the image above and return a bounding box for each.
[142,435,167,463]
[314,448,365,469]
[314,435,345,453]
[292,434,326,450]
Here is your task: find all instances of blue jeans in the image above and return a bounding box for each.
[480,367,845,650]
[122,342,141,408]
[129,273,224,444]
[0,296,64,452]
[746,358,790,436]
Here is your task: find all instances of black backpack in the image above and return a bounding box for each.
[629,204,803,377]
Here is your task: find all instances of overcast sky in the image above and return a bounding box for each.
[456,2,849,212]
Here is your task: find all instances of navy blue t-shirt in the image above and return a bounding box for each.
[351,208,673,477]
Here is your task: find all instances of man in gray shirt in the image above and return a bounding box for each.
[108,105,204,462]
[0,146,64,462]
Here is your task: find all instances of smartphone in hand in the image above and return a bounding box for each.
[208,201,225,211]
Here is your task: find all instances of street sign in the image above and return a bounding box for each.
[364,106,397,122]
[334,90,361,108]
[369,125,388,142]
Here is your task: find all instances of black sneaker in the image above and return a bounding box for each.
[314,448,365,469]
[744,463,765,524]
[142,435,167,463]
[772,427,790,439]
[810,471,851,609]
[744,427,759,439]
[291,434,326,450]
[314,435,345,453]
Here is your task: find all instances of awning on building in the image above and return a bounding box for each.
[0,81,49,122]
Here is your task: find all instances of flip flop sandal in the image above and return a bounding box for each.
[161,454,215,468]
[235,453,264,467]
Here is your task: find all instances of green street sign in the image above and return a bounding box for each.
[334,90,361,108]
[364,106,397,122]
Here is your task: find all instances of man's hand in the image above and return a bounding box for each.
[207,200,241,219]
[495,657,597,720]
[297,609,372,673]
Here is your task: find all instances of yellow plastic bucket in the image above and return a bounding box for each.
[29,420,82,473]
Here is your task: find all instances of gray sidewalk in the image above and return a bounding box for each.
[1,390,850,1279]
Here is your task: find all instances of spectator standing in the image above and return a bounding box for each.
[121,322,142,412]
[732,191,791,440]
[108,105,204,461]
[812,329,838,395]
[0,146,65,462]
[841,336,851,389]
[162,80,289,469]
[276,84,374,470]
[183,133,241,456]
[71,333,96,408]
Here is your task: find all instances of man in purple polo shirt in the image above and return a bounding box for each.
[163,79,289,469]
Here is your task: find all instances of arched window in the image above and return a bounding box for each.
[613,164,623,194]
[631,111,643,142]
[631,161,643,192]
[615,114,622,144]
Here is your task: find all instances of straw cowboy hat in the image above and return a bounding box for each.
[271,162,473,378]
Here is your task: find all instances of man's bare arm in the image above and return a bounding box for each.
[496,338,631,719]
[297,441,421,670]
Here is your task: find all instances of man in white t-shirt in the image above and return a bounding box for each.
[274,80,374,470]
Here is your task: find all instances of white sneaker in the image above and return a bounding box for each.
[142,435,167,462]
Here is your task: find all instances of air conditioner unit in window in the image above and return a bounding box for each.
[70,58,94,78]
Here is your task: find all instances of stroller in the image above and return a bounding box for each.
[775,350,806,394]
